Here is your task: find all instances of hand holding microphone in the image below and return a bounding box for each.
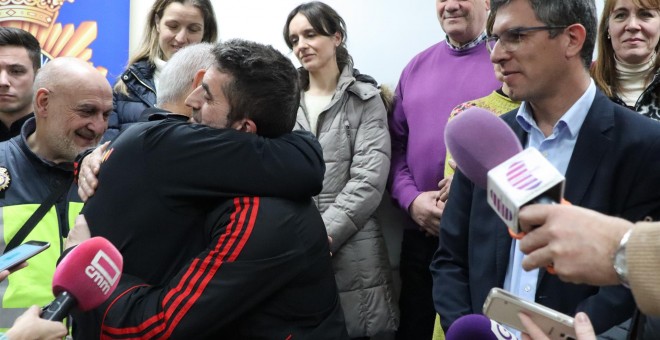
[0,236,122,338]
[41,236,123,321]
[517,204,630,286]
[5,305,68,340]
[444,107,631,284]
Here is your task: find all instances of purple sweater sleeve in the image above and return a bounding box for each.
[389,72,421,212]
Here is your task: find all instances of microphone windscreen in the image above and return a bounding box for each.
[52,237,123,311]
[445,107,522,188]
[446,314,518,340]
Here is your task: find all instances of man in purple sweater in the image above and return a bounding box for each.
[388,0,500,338]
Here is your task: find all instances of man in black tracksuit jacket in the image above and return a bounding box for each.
[70,40,348,339]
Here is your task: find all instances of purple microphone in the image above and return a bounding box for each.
[444,107,566,239]
[444,106,522,189]
[446,314,518,340]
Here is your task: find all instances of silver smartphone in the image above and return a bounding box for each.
[0,240,50,272]
[483,287,576,340]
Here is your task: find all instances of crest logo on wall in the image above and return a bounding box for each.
[0,0,106,75]
[0,0,128,79]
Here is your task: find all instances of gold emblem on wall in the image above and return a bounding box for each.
[0,0,107,76]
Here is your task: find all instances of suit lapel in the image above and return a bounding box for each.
[563,92,614,204]
[500,93,615,286]
[539,93,613,285]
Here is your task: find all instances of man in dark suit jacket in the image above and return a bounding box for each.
[431,0,660,335]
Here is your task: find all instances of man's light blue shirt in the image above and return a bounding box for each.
[502,80,596,337]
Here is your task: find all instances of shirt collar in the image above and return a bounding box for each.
[516,79,596,138]
[445,32,487,51]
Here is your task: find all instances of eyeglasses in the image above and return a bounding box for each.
[485,26,568,54]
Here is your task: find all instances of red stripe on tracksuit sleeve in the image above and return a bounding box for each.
[162,197,259,338]
[101,258,204,338]
[101,197,260,339]
[100,284,152,339]
[159,196,248,308]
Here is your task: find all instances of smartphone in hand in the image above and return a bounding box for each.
[0,241,50,272]
[483,287,576,340]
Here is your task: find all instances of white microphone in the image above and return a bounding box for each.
[487,147,565,235]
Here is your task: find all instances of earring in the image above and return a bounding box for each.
[607,34,611,40]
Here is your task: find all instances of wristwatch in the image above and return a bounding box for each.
[613,229,633,288]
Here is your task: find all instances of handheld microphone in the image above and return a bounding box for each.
[41,237,123,321]
[445,107,523,189]
[446,314,518,340]
[444,107,565,236]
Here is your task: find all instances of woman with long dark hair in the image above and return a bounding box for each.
[284,2,398,338]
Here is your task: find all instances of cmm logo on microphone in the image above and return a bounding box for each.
[85,250,121,295]
[506,160,542,190]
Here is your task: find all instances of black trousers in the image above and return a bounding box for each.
[395,229,438,340]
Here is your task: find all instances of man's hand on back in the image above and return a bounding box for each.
[78,142,109,202]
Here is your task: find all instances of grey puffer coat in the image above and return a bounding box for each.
[295,66,399,337]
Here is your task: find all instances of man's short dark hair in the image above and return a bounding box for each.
[212,39,300,138]
[491,0,597,69]
[0,27,41,72]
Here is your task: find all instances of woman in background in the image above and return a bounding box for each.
[592,0,660,119]
[591,1,660,338]
[284,2,398,338]
[105,0,218,139]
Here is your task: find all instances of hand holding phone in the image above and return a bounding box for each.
[483,288,576,340]
[0,262,28,281]
[519,312,597,340]
[0,241,50,274]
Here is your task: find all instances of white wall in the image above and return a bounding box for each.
[131,1,441,88]
[130,1,606,88]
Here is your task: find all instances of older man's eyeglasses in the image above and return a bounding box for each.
[485,26,568,54]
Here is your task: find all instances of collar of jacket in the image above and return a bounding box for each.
[336,66,380,101]
[16,117,74,172]
[122,59,156,95]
